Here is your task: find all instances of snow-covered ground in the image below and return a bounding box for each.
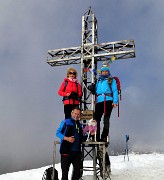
[0,153,164,180]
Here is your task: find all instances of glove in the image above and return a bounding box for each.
[69,92,78,99]
[87,83,96,95]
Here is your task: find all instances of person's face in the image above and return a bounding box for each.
[68,71,76,79]
[101,70,109,75]
[71,109,81,121]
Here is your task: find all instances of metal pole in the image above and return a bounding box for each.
[102,144,106,180]
[52,141,60,180]
[93,145,97,180]
[52,142,56,180]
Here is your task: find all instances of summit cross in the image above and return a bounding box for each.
[46,8,135,112]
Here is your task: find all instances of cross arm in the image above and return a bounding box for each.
[46,39,135,67]
[83,39,135,61]
[47,46,82,66]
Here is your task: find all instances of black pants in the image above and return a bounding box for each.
[94,100,113,141]
[61,151,82,180]
[64,104,79,119]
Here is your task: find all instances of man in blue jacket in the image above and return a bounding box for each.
[93,62,118,142]
[56,107,83,180]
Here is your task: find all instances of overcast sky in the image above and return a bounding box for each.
[1,0,164,174]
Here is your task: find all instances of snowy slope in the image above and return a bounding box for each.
[0,153,164,180]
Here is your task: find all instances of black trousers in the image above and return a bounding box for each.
[61,151,82,180]
[64,104,79,119]
[94,100,113,141]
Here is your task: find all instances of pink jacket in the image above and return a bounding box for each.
[83,125,97,135]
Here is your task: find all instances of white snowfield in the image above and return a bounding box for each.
[0,153,164,180]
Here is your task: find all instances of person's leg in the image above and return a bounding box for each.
[64,104,79,119]
[71,152,82,180]
[72,104,79,109]
[101,100,113,141]
[94,102,104,141]
[64,104,73,119]
[61,155,70,180]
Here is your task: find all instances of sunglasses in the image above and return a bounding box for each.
[69,72,76,75]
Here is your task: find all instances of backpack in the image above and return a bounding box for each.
[112,77,121,100]
[42,167,58,180]
[108,76,121,117]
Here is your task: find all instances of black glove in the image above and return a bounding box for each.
[69,92,78,99]
[87,83,96,95]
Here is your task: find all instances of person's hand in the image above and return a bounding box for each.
[64,136,75,143]
[66,92,71,96]
[112,103,117,108]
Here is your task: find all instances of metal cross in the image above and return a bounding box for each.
[46,7,135,113]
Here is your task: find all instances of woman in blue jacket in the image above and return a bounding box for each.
[94,63,118,142]
[56,107,83,180]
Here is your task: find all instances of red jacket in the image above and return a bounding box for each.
[58,78,82,105]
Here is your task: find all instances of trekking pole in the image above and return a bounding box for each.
[117,90,122,117]
[124,135,129,161]
[117,100,120,117]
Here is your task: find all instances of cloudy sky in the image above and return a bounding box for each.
[1,0,164,174]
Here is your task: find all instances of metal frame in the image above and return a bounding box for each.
[53,141,110,180]
[82,141,111,180]
[47,40,135,66]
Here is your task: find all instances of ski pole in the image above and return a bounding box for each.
[124,134,129,161]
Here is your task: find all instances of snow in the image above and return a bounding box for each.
[0,153,164,180]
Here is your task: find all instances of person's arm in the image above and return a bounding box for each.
[56,121,75,143]
[77,83,83,97]
[64,136,75,143]
[56,121,66,139]
[87,83,96,95]
[111,78,118,107]
[58,81,69,97]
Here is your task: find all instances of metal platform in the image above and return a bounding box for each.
[53,141,111,180]
[82,141,111,180]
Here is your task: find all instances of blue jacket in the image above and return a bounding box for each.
[56,118,83,154]
[96,77,118,104]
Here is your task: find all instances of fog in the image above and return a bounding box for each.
[0,0,164,174]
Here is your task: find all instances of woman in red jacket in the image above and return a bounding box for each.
[58,68,82,119]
